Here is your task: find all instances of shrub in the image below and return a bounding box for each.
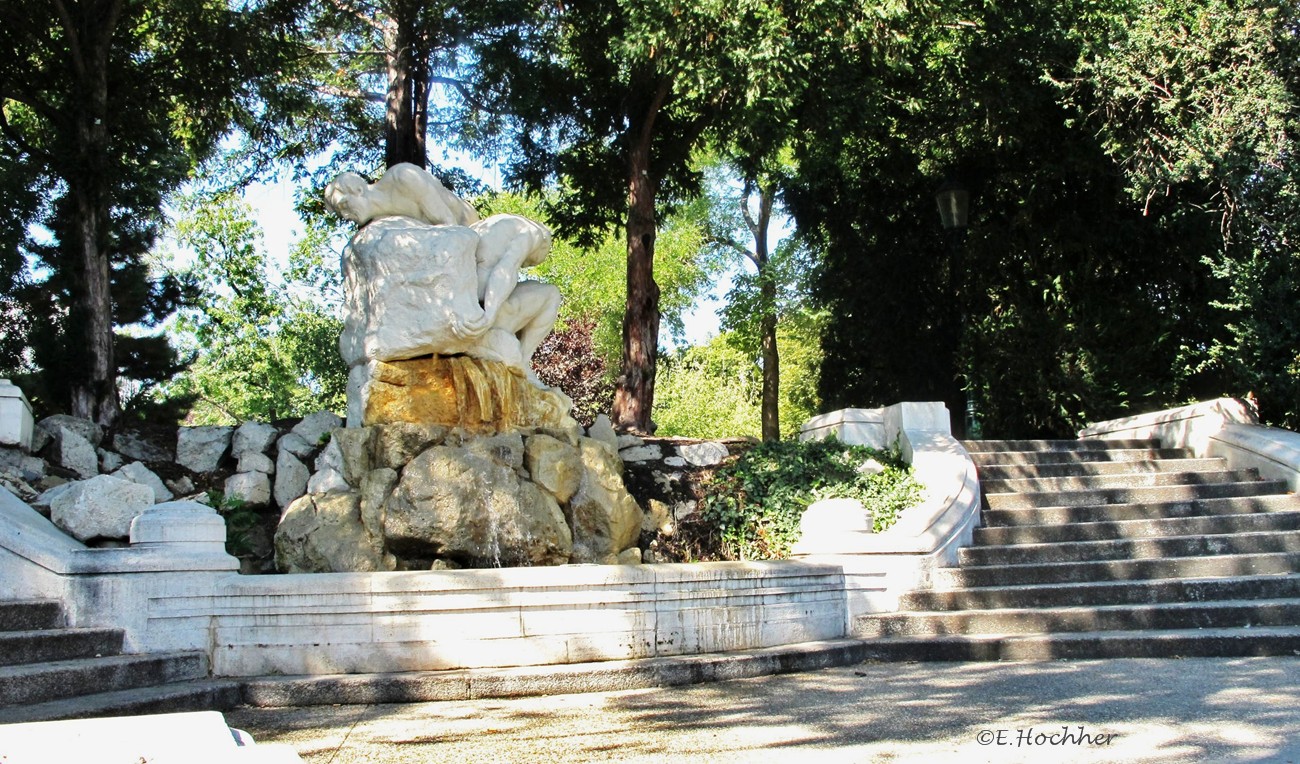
[696,437,923,561]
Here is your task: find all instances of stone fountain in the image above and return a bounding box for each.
[273,164,642,572]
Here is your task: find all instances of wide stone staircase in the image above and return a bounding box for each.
[855,438,1300,660]
[0,599,240,723]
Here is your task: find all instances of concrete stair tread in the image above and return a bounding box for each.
[0,679,243,725]
[935,550,1300,587]
[963,439,1158,452]
[0,650,210,708]
[240,638,885,707]
[855,626,1300,660]
[982,494,1300,526]
[984,481,1291,509]
[906,573,1300,610]
[0,627,125,667]
[970,448,1197,466]
[974,510,1300,544]
[977,458,1229,480]
[982,469,1259,493]
[864,596,1300,621]
[963,528,1300,559]
[0,600,65,632]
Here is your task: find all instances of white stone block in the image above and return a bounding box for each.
[130,500,229,546]
[0,379,33,450]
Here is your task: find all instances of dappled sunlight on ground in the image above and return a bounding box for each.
[227,657,1300,763]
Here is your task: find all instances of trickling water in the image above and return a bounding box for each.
[485,503,503,568]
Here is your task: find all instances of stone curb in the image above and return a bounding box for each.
[239,638,876,708]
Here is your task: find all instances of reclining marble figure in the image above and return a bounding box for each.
[325,164,561,392]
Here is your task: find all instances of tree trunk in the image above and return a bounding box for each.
[384,17,424,168]
[65,0,121,426]
[611,140,661,433]
[611,86,668,433]
[752,186,779,441]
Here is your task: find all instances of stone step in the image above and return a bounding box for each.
[935,551,1300,588]
[0,652,210,708]
[976,458,1228,481]
[853,626,1300,662]
[0,628,124,668]
[0,601,65,632]
[960,530,1300,567]
[0,679,243,725]
[984,480,1288,510]
[855,599,1300,638]
[982,494,1300,527]
[962,439,1157,453]
[968,448,1192,467]
[974,511,1300,546]
[903,574,1300,612]
[981,469,1258,495]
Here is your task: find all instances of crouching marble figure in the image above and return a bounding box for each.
[325,163,569,430]
[273,164,642,571]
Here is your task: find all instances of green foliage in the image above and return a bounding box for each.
[699,438,922,561]
[154,193,346,424]
[208,491,261,559]
[653,337,763,439]
[788,0,1246,437]
[0,0,294,420]
[654,323,823,440]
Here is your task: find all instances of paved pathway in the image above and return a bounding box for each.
[226,657,1300,763]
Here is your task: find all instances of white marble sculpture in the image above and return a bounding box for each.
[325,163,561,379]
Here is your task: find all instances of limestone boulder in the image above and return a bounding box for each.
[111,430,173,463]
[98,449,125,473]
[113,461,174,503]
[368,422,450,469]
[225,471,272,508]
[176,426,232,473]
[330,427,371,485]
[50,427,98,479]
[36,415,102,448]
[274,450,310,510]
[291,411,342,449]
[384,445,571,567]
[276,432,316,460]
[232,421,278,458]
[50,475,154,541]
[678,441,729,467]
[567,438,643,563]
[586,415,618,455]
[525,434,583,504]
[237,451,275,475]
[274,492,394,573]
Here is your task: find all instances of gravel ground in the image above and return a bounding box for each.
[226,657,1300,763]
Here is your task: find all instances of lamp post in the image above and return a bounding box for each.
[935,179,980,438]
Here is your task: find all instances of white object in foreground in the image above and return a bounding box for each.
[0,710,302,763]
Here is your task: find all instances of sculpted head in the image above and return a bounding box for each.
[324,172,373,224]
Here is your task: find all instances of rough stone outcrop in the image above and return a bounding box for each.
[567,439,642,563]
[275,492,394,573]
[383,445,572,567]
